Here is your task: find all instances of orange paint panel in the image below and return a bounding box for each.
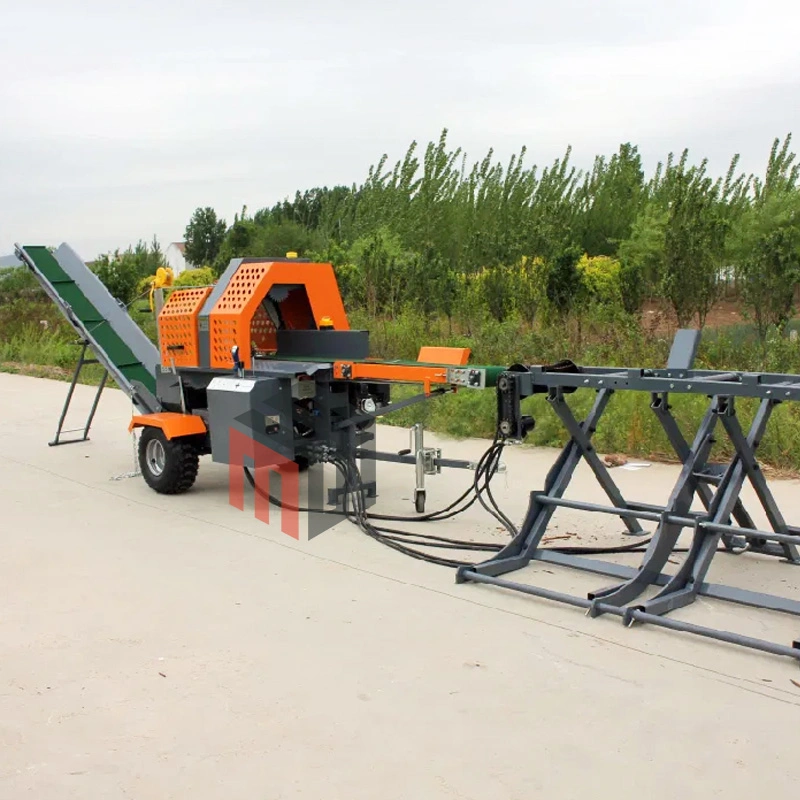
[209,260,349,369]
[210,262,271,368]
[333,362,452,394]
[158,286,212,368]
[417,346,471,366]
[128,412,207,440]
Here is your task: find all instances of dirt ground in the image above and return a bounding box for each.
[2,372,800,799]
[641,294,747,335]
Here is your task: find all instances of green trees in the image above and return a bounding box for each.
[733,191,800,338]
[661,162,728,327]
[92,238,165,305]
[731,136,800,340]
[617,204,668,315]
[184,207,227,268]
[577,143,645,257]
[211,206,324,273]
[152,130,800,342]
[616,148,750,324]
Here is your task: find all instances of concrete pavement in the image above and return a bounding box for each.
[1,372,799,799]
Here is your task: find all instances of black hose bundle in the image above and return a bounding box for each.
[243,434,658,568]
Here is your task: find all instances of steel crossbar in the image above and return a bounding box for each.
[458,330,800,663]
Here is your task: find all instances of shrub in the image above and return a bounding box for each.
[93,254,140,305]
[0,266,39,301]
[333,261,365,308]
[475,265,519,323]
[538,244,583,322]
[175,267,216,287]
[575,254,623,307]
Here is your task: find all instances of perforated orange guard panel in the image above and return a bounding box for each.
[209,261,349,369]
[158,286,212,368]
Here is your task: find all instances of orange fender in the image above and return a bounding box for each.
[128,412,207,440]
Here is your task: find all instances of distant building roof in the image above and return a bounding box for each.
[167,242,186,254]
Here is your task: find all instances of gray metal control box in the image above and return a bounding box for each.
[206,375,295,464]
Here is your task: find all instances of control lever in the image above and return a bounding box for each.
[231,345,245,378]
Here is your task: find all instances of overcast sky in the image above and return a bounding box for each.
[2,0,799,261]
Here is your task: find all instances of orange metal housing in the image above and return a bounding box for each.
[158,286,212,368]
[208,260,349,369]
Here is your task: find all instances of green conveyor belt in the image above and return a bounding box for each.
[20,245,158,397]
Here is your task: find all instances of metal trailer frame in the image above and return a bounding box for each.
[458,330,800,663]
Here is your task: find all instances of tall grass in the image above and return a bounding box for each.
[4,276,800,471]
[364,307,800,471]
[0,288,154,387]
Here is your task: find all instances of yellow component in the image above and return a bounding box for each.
[148,267,176,311]
[319,316,334,329]
[286,251,298,259]
[154,266,174,288]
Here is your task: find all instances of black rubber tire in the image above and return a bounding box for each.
[415,490,426,514]
[138,427,199,494]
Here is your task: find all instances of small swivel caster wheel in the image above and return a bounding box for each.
[414,489,426,514]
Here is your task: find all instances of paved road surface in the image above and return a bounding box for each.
[1,372,799,799]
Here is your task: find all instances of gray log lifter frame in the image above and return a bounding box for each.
[458,330,800,663]
[511,366,800,401]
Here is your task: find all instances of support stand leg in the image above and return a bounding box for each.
[651,393,753,550]
[550,391,643,536]
[49,341,108,447]
[633,398,776,616]
[718,402,799,564]
[459,388,618,580]
[588,399,721,611]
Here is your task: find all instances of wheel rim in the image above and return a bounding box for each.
[145,438,166,477]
